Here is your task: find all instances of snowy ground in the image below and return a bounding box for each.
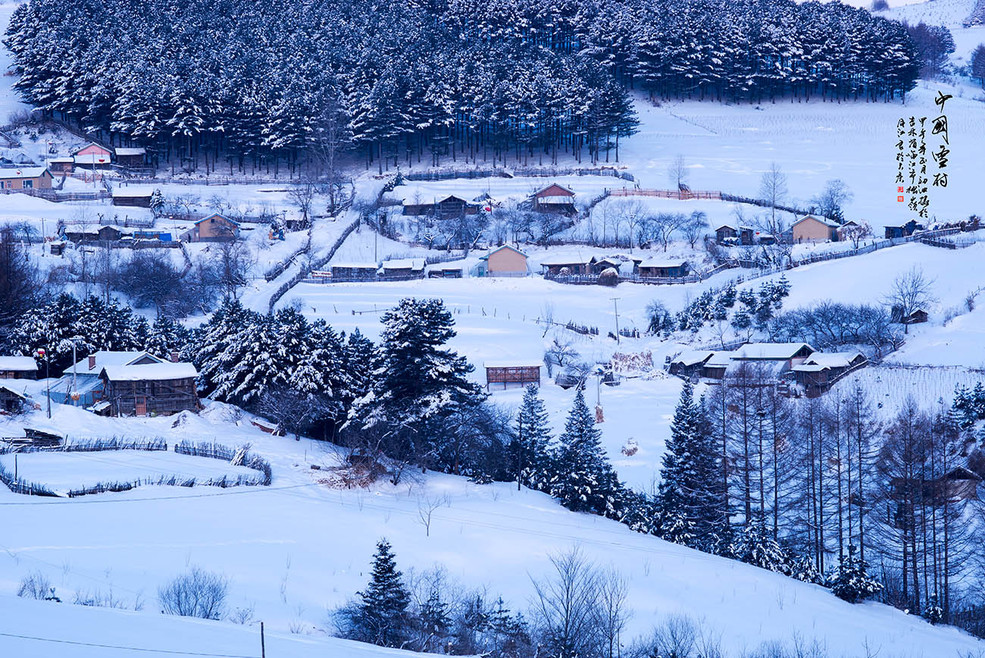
[0,450,260,492]
[0,402,983,657]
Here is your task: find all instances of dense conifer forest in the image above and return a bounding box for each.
[4,0,919,172]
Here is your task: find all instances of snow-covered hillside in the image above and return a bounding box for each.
[0,402,982,657]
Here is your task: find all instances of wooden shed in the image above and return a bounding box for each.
[64,225,123,243]
[638,258,690,279]
[48,157,75,174]
[0,384,28,414]
[531,184,576,214]
[99,362,200,417]
[541,255,592,276]
[379,258,426,280]
[115,147,147,168]
[112,187,154,208]
[0,356,37,379]
[330,263,379,281]
[485,363,542,390]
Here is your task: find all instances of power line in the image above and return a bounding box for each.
[0,630,257,657]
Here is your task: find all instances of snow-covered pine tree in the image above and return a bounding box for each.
[734,517,790,574]
[146,315,190,360]
[510,384,553,492]
[551,388,622,518]
[352,539,412,648]
[826,544,883,604]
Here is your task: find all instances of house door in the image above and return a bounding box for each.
[135,397,147,416]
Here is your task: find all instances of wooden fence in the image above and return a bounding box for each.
[608,188,722,200]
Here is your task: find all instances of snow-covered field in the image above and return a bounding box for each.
[0,403,983,657]
[0,449,260,492]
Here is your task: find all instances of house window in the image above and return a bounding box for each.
[23,180,33,189]
[0,181,5,189]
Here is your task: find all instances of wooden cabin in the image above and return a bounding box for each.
[485,363,542,390]
[884,220,921,239]
[792,352,867,396]
[48,157,75,174]
[668,350,715,379]
[531,184,576,215]
[792,215,839,243]
[591,255,642,276]
[186,214,240,242]
[112,188,154,208]
[716,225,755,245]
[0,356,37,379]
[0,166,53,191]
[0,384,29,414]
[541,255,592,277]
[63,225,123,243]
[482,245,528,277]
[638,259,690,279]
[892,307,929,325]
[402,195,479,219]
[73,143,113,168]
[330,263,379,281]
[379,258,425,280]
[99,362,199,417]
[428,263,465,278]
[58,351,164,408]
[702,343,815,380]
[115,147,147,168]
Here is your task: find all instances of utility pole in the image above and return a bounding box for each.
[611,297,621,343]
[260,621,266,658]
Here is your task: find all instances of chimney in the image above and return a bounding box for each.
[88,355,96,370]
[170,351,180,363]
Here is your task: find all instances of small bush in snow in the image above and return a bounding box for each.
[826,546,882,604]
[18,571,58,601]
[158,568,228,620]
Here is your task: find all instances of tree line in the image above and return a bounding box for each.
[4,0,920,175]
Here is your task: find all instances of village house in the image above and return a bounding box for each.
[0,356,37,379]
[591,254,642,276]
[667,350,715,379]
[427,262,465,278]
[715,224,755,245]
[892,307,929,325]
[791,215,840,243]
[402,195,479,219]
[63,225,124,244]
[111,187,155,208]
[99,362,199,417]
[701,342,815,380]
[481,245,528,277]
[541,255,593,277]
[792,351,867,396]
[0,384,29,414]
[48,156,75,174]
[0,166,53,191]
[56,351,166,408]
[185,214,240,242]
[531,184,576,215]
[638,258,690,279]
[330,263,379,281]
[115,147,147,168]
[379,258,426,280]
[884,220,922,239]
[73,142,113,168]
[484,362,542,390]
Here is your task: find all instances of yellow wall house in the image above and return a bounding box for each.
[0,166,53,191]
[791,215,839,243]
[483,245,529,277]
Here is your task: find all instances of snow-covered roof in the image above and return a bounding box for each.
[541,254,591,266]
[101,362,198,382]
[731,343,813,360]
[670,350,715,367]
[111,187,155,198]
[74,154,111,165]
[428,261,467,271]
[482,245,527,259]
[725,359,788,377]
[639,258,688,269]
[794,215,839,228]
[330,262,378,270]
[0,356,37,371]
[0,166,49,179]
[194,214,240,227]
[115,147,146,156]
[380,258,425,271]
[48,157,74,163]
[63,351,163,376]
[796,352,865,369]
[484,361,542,369]
[0,384,27,399]
[595,253,644,264]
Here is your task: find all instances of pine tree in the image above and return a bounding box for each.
[510,384,553,492]
[734,517,790,574]
[826,545,883,604]
[551,388,622,517]
[354,539,412,648]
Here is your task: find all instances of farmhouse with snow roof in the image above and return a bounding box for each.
[791,215,840,243]
[0,166,53,191]
[531,184,576,215]
[185,214,240,242]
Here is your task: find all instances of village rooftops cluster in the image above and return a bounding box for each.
[668,342,867,397]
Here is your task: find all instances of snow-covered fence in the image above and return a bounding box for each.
[0,460,57,497]
[719,192,815,218]
[267,216,360,312]
[402,166,633,183]
[264,233,312,282]
[174,441,272,486]
[62,438,167,453]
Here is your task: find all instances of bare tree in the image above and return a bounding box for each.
[0,226,40,327]
[841,221,873,250]
[812,179,854,221]
[288,179,318,230]
[681,211,708,249]
[668,154,689,191]
[531,548,603,658]
[210,239,256,301]
[158,568,228,620]
[885,267,936,333]
[595,570,630,658]
[416,494,449,537]
[759,162,788,227]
